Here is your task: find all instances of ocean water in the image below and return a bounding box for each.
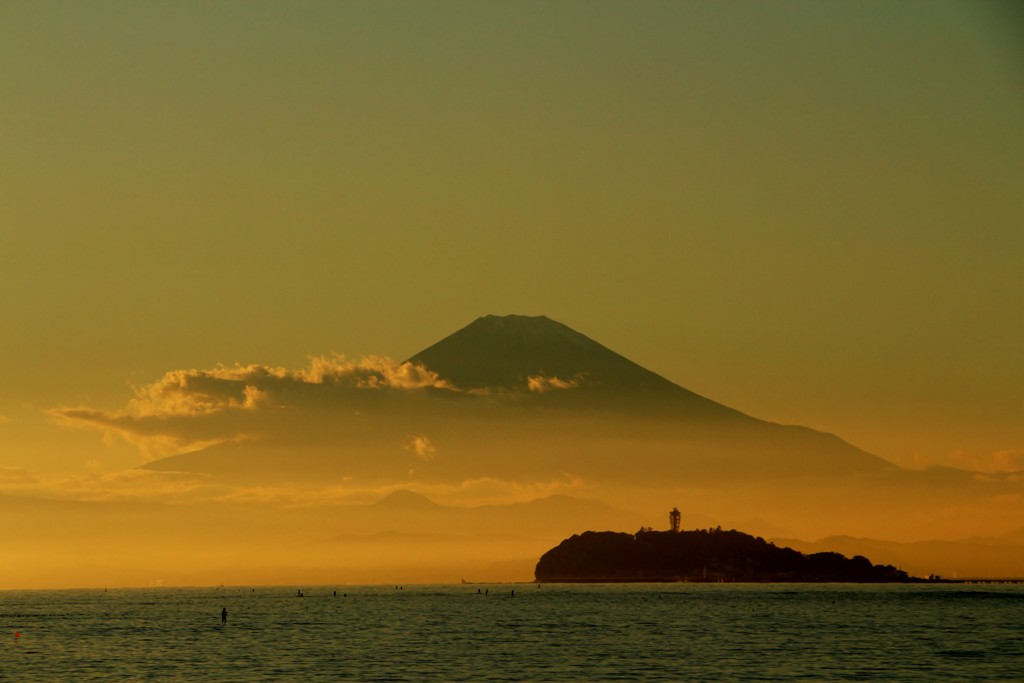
[1,583,1021,681]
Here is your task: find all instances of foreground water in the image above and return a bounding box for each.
[1,583,1021,681]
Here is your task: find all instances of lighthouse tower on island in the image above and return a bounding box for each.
[669,507,681,533]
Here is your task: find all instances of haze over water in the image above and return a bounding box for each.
[3,584,1022,682]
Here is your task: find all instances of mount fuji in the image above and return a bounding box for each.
[144,314,895,483]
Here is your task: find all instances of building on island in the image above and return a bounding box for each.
[669,506,681,532]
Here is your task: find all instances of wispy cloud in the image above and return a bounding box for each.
[120,355,452,418]
[50,355,455,458]
[404,434,437,461]
[949,449,1024,474]
[406,473,592,507]
[0,467,218,503]
[526,375,579,393]
[0,460,589,509]
[0,465,36,484]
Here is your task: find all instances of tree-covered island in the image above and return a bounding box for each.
[535,528,911,583]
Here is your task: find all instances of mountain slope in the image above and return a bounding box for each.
[408,314,744,418]
[408,314,671,392]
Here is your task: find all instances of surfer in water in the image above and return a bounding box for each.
[221,607,227,625]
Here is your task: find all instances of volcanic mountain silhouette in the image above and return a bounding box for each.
[144,313,897,482]
[409,314,678,393]
[408,314,745,418]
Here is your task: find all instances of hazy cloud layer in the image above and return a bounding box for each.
[949,450,1024,474]
[51,356,455,458]
[0,465,36,484]
[0,467,219,504]
[419,473,592,506]
[0,460,589,508]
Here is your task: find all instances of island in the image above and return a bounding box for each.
[535,528,911,583]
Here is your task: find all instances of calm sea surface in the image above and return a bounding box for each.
[1,583,1021,681]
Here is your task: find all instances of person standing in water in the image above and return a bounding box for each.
[221,607,227,625]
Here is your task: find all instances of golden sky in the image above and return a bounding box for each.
[1,0,1021,476]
